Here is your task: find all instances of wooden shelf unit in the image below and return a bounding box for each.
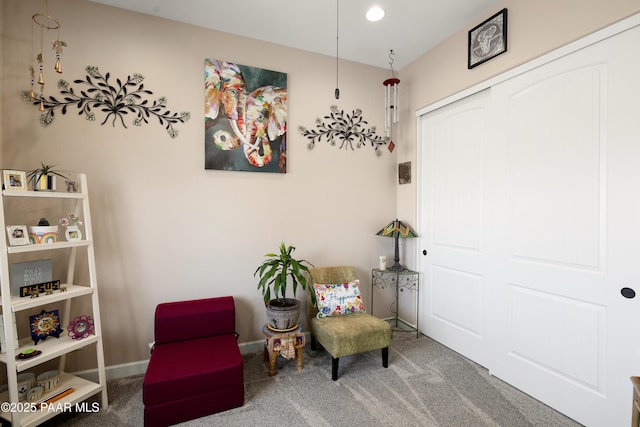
[0,173,107,426]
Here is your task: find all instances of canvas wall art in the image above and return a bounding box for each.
[205,59,288,173]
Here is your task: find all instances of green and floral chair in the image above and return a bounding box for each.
[306,266,392,380]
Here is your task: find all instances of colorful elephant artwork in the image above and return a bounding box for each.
[205,59,288,173]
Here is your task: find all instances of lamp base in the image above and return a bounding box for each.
[388,262,404,271]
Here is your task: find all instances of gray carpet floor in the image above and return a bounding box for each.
[41,331,581,426]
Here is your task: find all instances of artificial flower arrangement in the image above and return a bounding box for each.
[59,212,83,241]
[59,212,82,228]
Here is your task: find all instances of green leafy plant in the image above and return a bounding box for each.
[254,242,314,304]
[26,162,68,187]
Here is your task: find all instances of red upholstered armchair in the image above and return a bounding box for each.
[143,296,244,426]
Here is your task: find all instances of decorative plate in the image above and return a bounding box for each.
[29,309,62,345]
[67,315,94,340]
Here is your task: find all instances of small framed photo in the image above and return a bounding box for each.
[65,180,78,193]
[398,162,411,185]
[468,8,508,69]
[6,225,29,246]
[3,170,27,191]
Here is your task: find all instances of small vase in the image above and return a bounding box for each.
[65,225,82,242]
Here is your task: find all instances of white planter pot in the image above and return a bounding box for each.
[33,173,56,191]
[28,225,58,244]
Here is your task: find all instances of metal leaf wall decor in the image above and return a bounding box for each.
[22,66,191,138]
[298,105,389,156]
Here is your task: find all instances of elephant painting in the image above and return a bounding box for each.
[205,59,288,173]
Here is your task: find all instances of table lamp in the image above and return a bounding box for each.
[375,219,418,271]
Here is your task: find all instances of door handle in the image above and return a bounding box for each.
[422,250,428,256]
[621,287,636,299]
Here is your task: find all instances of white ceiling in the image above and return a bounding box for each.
[89,0,502,70]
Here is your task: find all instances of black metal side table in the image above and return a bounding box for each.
[371,268,419,337]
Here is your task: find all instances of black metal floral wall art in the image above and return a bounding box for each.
[22,66,190,138]
[298,105,389,156]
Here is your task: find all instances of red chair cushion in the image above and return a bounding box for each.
[143,333,243,407]
[154,296,235,344]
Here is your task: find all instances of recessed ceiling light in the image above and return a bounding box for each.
[366,6,385,22]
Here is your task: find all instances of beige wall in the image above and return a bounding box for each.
[1,0,639,374]
[1,0,396,371]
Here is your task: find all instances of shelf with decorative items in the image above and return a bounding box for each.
[2,284,93,313]
[6,240,89,255]
[0,172,107,426]
[0,334,100,373]
[0,371,101,426]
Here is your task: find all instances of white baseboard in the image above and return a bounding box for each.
[73,338,266,382]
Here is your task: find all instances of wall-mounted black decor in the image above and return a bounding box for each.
[299,105,388,156]
[22,66,190,138]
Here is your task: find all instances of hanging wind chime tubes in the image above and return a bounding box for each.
[28,0,66,112]
[383,50,400,138]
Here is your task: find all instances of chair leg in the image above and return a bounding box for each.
[332,357,339,381]
[382,347,389,368]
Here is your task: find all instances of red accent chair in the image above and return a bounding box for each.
[143,296,244,426]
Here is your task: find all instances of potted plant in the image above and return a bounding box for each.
[27,162,68,191]
[254,242,314,331]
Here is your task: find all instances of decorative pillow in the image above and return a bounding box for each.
[314,280,366,318]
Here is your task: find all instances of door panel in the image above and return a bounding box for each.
[508,67,603,268]
[432,108,484,252]
[432,266,483,337]
[419,90,492,367]
[508,285,605,390]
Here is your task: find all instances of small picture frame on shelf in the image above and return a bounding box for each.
[65,180,78,193]
[6,225,29,246]
[3,170,27,191]
[67,315,94,340]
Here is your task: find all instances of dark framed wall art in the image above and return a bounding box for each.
[468,8,508,69]
[398,162,411,185]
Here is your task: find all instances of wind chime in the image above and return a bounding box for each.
[383,50,400,152]
[298,0,390,155]
[28,0,66,112]
[334,0,340,100]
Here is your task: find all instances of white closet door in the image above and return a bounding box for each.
[488,24,640,427]
[419,22,640,426]
[418,89,494,368]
